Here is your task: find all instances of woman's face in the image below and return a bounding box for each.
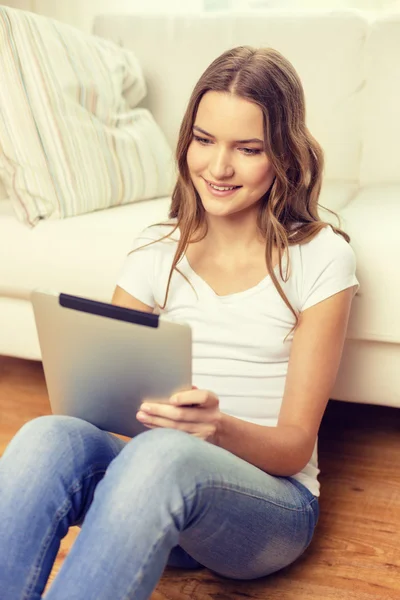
[187,91,275,219]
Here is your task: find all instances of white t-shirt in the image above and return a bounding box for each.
[117,222,359,497]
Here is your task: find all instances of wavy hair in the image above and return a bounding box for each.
[136,46,349,331]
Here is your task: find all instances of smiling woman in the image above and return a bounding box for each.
[0,44,359,600]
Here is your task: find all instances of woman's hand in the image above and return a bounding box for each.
[136,388,222,443]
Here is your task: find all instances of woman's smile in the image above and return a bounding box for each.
[203,177,242,198]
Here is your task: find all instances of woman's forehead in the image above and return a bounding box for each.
[195,91,264,139]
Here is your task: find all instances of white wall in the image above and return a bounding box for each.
[1,0,399,33]
[383,0,400,8]
[207,0,379,8]
[210,0,397,8]
[1,0,33,9]
[0,1,203,31]
[33,0,203,32]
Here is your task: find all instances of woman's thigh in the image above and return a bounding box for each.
[179,475,318,579]
[156,433,319,579]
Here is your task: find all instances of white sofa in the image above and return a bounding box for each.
[0,9,399,408]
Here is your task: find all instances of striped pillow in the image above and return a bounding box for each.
[0,7,175,227]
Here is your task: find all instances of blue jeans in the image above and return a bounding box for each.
[0,415,319,600]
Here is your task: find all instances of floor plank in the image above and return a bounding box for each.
[0,356,399,599]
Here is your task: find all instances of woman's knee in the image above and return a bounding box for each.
[108,428,208,489]
[2,415,116,476]
[94,429,207,524]
[130,428,205,467]
[8,415,93,452]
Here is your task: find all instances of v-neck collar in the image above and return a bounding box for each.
[179,252,288,303]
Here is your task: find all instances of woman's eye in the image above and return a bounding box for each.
[241,148,261,156]
[193,135,212,145]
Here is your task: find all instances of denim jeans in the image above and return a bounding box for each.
[0,415,319,600]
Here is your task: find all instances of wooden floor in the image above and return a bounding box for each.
[0,356,399,600]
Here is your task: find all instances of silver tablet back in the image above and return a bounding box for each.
[31,290,192,438]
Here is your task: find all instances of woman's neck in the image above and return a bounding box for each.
[203,211,265,257]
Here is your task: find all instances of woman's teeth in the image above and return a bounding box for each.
[209,183,238,191]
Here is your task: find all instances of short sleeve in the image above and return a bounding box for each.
[116,229,157,307]
[301,228,359,311]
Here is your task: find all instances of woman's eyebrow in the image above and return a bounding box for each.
[193,125,263,145]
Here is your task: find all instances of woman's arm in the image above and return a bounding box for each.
[215,286,356,476]
[136,285,356,476]
[111,286,153,313]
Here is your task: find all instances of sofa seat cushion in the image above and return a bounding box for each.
[317,180,358,218]
[0,197,171,302]
[339,185,400,344]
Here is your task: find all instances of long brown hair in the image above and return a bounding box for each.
[137,46,349,330]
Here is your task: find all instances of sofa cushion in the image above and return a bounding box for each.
[0,179,7,201]
[0,6,174,227]
[94,11,367,189]
[317,180,357,222]
[360,15,400,185]
[0,196,171,302]
[339,185,400,344]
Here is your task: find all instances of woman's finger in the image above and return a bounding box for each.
[139,402,214,423]
[170,389,218,407]
[137,412,208,435]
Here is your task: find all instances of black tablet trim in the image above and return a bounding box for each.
[59,293,159,328]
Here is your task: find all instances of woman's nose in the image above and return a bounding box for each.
[209,148,234,180]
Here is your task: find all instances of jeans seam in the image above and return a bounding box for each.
[122,520,175,600]
[182,483,317,551]
[68,464,111,494]
[22,466,108,600]
[196,483,313,513]
[23,497,72,600]
[303,500,319,550]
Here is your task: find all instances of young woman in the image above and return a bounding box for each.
[0,46,358,599]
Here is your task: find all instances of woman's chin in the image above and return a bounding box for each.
[200,197,256,220]
[201,201,237,218]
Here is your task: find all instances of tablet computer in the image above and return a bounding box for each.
[31,290,192,438]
